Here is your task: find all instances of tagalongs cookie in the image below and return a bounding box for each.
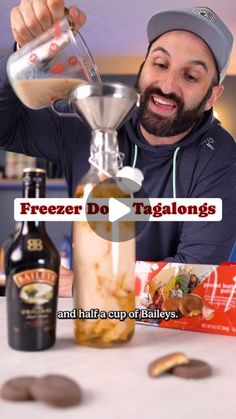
[148,352,189,377]
[1,376,37,401]
[30,374,82,407]
[148,353,213,380]
[1,374,82,408]
[171,359,212,379]
[179,294,204,317]
[162,297,180,313]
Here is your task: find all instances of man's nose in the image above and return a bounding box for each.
[159,70,180,95]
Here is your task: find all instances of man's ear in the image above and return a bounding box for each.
[204,84,224,111]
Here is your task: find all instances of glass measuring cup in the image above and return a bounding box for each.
[7,16,100,109]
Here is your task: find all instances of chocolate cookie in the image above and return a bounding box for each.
[179,294,204,317]
[1,376,36,401]
[162,297,180,312]
[171,359,212,379]
[148,352,189,378]
[30,374,82,407]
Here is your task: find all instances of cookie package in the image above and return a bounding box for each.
[135,261,236,336]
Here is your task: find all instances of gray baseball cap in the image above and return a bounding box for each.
[147,7,234,83]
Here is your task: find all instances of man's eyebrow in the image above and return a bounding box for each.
[150,47,208,72]
[150,46,170,57]
[188,60,208,73]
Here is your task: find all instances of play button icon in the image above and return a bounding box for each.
[85,176,150,242]
[108,198,131,222]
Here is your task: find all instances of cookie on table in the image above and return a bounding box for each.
[171,359,212,379]
[30,374,82,407]
[1,376,37,401]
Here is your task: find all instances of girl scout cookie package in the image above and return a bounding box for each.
[135,261,236,336]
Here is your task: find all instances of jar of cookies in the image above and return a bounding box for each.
[73,128,136,347]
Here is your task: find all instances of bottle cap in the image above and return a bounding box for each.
[116,166,144,193]
[23,168,46,174]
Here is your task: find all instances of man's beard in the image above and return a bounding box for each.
[138,84,213,137]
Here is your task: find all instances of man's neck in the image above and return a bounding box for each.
[140,124,194,146]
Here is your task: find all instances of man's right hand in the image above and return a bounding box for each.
[10,0,87,47]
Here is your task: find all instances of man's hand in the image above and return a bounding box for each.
[59,265,73,297]
[10,0,87,47]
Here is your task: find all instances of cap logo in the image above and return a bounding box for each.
[192,7,215,22]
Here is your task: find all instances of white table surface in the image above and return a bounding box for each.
[1,297,236,419]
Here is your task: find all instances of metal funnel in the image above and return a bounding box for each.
[68,82,139,130]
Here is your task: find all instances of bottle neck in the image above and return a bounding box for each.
[21,173,46,234]
[21,221,46,234]
[90,129,120,177]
